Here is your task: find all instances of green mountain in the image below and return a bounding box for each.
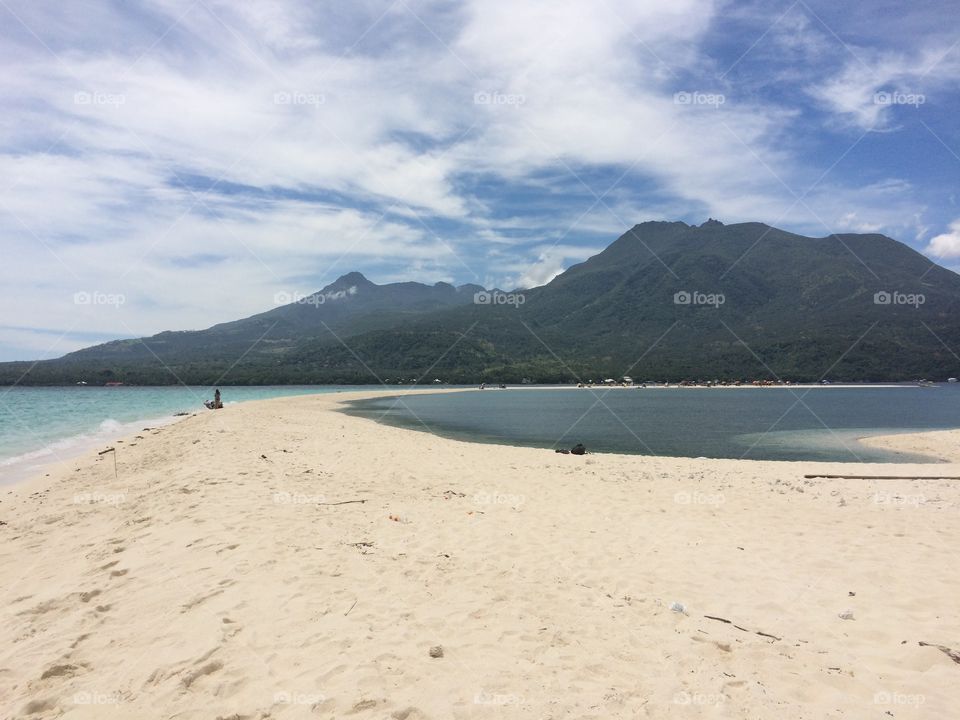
[5,220,959,385]
[56,272,484,364]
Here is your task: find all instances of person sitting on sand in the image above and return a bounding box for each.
[205,389,223,410]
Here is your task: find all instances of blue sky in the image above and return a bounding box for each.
[0,0,958,360]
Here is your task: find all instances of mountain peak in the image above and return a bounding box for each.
[633,220,689,230]
[321,271,375,294]
[335,271,372,285]
[701,218,724,227]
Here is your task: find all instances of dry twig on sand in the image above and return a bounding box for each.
[804,474,960,480]
[703,615,782,641]
[919,641,960,664]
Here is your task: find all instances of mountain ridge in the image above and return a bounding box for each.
[4,220,959,384]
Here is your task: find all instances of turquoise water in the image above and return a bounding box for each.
[0,385,385,482]
[7,385,960,481]
[345,385,960,462]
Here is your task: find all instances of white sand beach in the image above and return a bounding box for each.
[1,390,958,719]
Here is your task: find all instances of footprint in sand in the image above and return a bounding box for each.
[180,660,223,688]
[39,663,85,680]
[180,589,224,612]
[220,618,242,640]
[350,699,379,713]
[391,708,428,720]
[20,698,57,715]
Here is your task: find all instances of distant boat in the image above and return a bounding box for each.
[76,381,87,385]
[949,378,958,383]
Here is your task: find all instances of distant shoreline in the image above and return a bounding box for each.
[2,382,953,487]
[0,381,939,389]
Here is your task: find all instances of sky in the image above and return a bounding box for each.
[0,0,958,360]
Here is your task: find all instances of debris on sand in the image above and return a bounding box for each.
[919,641,960,665]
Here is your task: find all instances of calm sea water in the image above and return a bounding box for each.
[0,385,387,482]
[345,386,960,462]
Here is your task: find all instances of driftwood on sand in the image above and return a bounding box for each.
[804,474,960,480]
[919,641,960,665]
[703,614,782,641]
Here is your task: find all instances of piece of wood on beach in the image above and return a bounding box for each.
[319,499,367,506]
[345,541,375,555]
[918,641,960,664]
[98,447,118,479]
[804,474,960,480]
[703,615,782,641]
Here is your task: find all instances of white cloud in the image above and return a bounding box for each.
[0,0,950,358]
[926,220,960,258]
[507,244,602,290]
[807,45,959,130]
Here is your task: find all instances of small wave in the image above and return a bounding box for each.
[0,413,184,482]
[98,418,123,433]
